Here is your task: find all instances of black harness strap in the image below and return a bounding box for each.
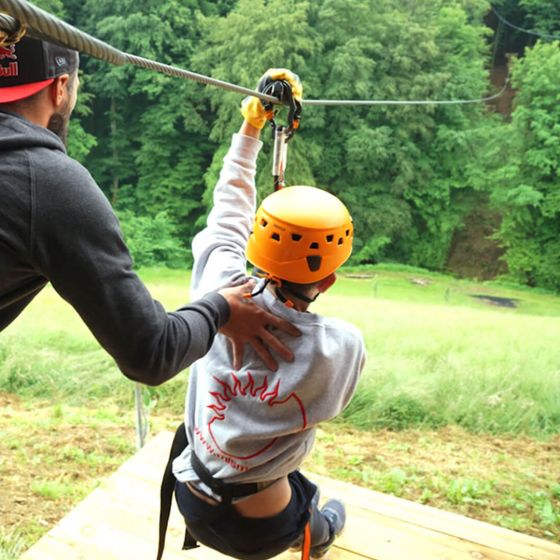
[189,450,262,506]
[156,423,198,560]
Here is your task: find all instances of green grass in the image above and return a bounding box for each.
[1,265,559,436]
[0,528,26,560]
[3,266,558,559]
[328,294,560,434]
[322,267,560,435]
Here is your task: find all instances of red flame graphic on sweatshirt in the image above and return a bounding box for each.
[206,371,307,462]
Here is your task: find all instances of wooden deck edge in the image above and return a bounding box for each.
[18,431,560,560]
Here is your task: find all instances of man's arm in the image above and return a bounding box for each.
[31,153,295,381]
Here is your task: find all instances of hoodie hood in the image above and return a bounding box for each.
[0,109,66,154]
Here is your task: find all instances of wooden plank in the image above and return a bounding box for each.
[19,431,560,560]
[308,473,560,560]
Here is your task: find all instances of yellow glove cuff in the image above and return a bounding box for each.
[240,96,271,130]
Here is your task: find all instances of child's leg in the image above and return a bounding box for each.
[291,486,346,558]
[308,489,330,546]
[309,498,346,558]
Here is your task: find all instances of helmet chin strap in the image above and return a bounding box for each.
[275,285,319,308]
[245,271,318,309]
[243,277,271,299]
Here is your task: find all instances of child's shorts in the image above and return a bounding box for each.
[175,470,317,560]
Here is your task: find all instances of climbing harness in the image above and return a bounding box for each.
[0,0,509,107]
[242,78,300,301]
[157,424,270,559]
[157,424,313,560]
[157,424,194,560]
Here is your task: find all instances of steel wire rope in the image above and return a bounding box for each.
[492,6,560,42]
[0,0,509,108]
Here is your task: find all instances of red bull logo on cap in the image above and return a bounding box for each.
[0,44,17,60]
[0,44,19,78]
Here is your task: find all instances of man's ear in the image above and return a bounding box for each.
[317,273,336,294]
[50,74,70,109]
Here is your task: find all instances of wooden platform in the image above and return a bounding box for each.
[20,431,560,560]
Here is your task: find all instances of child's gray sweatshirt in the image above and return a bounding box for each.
[173,133,365,486]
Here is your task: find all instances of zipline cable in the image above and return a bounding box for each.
[492,6,560,42]
[0,0,280,104]
[303,86,508,105]
[0,0,508,107]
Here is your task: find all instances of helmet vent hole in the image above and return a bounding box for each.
[291,233,302,242]
[309,242,319,249]
[345,229,350,236]
[338,238,343,245]
[261,219,268,227]
[326,235,334,243]
[271,233,280,241]
[306,256,322,272]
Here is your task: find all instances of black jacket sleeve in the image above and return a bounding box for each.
[30,149,229,386]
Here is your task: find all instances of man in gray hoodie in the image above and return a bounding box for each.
[169,70,366,560]
[0,29,299,386]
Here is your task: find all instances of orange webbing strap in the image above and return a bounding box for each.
[301,520,312,560]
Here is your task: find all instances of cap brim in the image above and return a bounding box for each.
[0,79,54,104]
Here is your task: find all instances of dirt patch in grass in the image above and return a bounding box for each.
[0,393,137,551]
[1,392,559,557]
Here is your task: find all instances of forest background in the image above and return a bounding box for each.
[2,2,560,555]
[29,0,560,291]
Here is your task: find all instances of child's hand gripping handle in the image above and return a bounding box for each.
[241,68,303,132]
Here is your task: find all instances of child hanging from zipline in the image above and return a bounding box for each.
[163,69,365,560]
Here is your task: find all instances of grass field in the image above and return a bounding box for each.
[1,265,559,557]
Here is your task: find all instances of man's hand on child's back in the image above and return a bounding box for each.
[219,280,300,371]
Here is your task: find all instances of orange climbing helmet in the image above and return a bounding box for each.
[246,186,354,284]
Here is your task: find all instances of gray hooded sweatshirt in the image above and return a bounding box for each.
[173,133,366,488]
[0,109,229,385]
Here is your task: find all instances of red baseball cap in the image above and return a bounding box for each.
[0,34,79,103]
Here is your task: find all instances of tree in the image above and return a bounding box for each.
[71,0,225,244]
[194,0,495,269]
[193,0,318,219]
[306,0,493,267]
[491,41,560,289]
[521,0,560,36]
[28,0,97,163]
